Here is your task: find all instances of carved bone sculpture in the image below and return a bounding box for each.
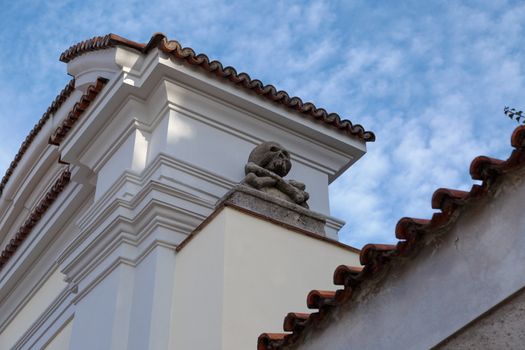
[244,141,310,207]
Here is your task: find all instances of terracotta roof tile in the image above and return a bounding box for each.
[332,265,364,287]
[0,79,75,198]
[306,290,337,309]
[359,243,398,267]
[59,34,145,63]
[258,333,288,350]
[283,313,310,332]
[257,125,525,349]
[59,33,375,142]
[431,188,470,210]
[0,168,71,271]
[394,218,430,240]
[0,78,110,271]
[512,128,525,147]
[469,156,505,181]
[49,77,109,145]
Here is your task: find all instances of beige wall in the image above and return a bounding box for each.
[172,207,359,350]
[171,211,227,350]
[44,318,73,350]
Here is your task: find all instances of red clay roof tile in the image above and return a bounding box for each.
[306,290,337,309]
[0,168,71,271]
[431,188,470,210]
[333,265,364,286]
[0,78,110,270]
[59,34,146,63]
[283,313,310,332]
[359,243,398,266]
[257,333,289,350]
[395,218,431,240]
[469,156,505,181]
[49,77,108,145]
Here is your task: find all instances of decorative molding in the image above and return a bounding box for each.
[0,146,61,243]
[49,77,109,146]
[0,178,88,308]
[58,179,207,287]
[0,169,71,272]
[76,153,232,232]
[70,239,176,306]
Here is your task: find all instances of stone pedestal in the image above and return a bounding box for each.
[216,184,329,236]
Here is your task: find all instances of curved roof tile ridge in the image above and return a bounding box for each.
[257,125,525,350]
[0,168,71,271]
[0,79,75,198]
[59,33,375,142]
[0,78,110,270]
[59,34,146,62]
[49,77,109,146]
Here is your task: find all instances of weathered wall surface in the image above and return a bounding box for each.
[294,172,525,350]
[434,287,525,349]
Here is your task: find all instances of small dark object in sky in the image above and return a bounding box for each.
[504,106,524,124]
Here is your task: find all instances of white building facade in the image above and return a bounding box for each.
[0,34,371,350]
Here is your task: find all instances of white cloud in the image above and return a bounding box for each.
[326,1,525,247]
[0,0,524,250]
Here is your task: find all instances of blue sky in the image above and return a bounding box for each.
[0,0,524,247]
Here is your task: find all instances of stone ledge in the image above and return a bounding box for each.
[216,184,327,236]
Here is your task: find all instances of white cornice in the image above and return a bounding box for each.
[61,48,365,178]
[75,153,232,231]
[0,149,62,245]
[57,172,212,288]
[155,51,366,155]
[0,178,86,298]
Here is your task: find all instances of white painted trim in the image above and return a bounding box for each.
[12,284,73,350]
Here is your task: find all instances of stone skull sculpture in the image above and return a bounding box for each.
[247,141,292,177]
[244,141,309,207]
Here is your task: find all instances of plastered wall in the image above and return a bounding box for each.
[172,207,359,350]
